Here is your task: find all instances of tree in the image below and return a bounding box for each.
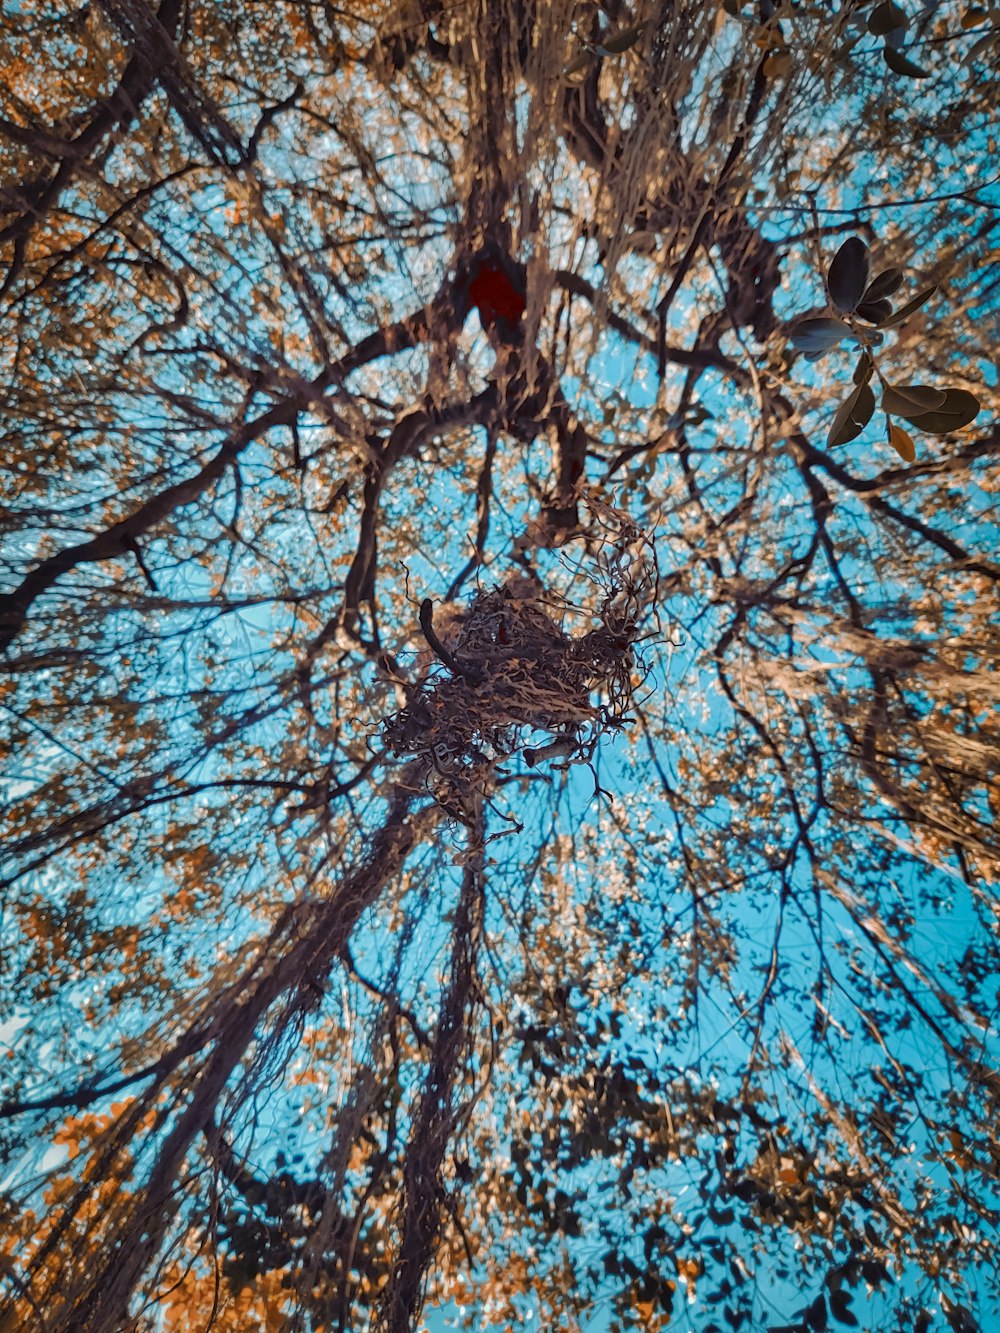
[1,0,998,1329]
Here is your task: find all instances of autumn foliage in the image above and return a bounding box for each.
[1,0,998,1331]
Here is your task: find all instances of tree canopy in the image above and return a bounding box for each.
[1,1,999,1330]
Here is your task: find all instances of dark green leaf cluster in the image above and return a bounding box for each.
[791,237,981,455]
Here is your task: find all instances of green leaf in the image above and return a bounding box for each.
[863,267,904,301]
[564,50,596,75]
[895,388,980,434]
[598,23,645,54]
[879,284,937,326]
[827,237,871,313]
[856,298,892,324]
[941,1295,979,1333]
[967,31,1000,61]
[859,1259,891,1289]
[828,381,876,446]
[881,383,948,414]
[830,1288,860,1325]
[883,45,931,77]
[790,316,855,354]
[853,350,875,384]
[805,1292,828,1331]
[868,1,909,35]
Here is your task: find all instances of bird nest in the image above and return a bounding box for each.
[381,499,655,801]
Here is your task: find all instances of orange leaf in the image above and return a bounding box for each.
[889,423,916,462]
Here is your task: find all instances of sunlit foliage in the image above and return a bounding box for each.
[1,0,998,1330]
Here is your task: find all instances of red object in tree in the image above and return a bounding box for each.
[469,263,526,328]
